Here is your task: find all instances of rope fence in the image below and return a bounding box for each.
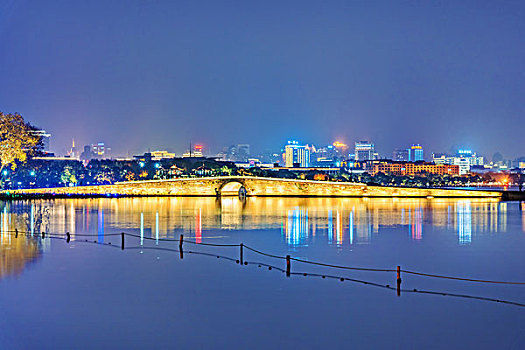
[2,228,525,288]
[2,228,523,308]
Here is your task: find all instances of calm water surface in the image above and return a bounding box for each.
[0,197,524,349]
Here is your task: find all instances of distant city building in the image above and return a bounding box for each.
[366,160,459,176]
[393,148,410,162]
[217,144,251,162]
[183,144,204,158]
[313,142,347,167]
[512,157,525,169]
[80,145,95,161]
[453,157,471,175]
[236,144,250,161]
[285,141,310,167]
[67,139,79,159]
[410,144,424,161]
[354,141,375,161]
[30,129,51,152]
[91,142,111,158]
[432,150,484,175]
[150,150,175,160]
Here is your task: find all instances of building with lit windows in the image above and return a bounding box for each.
[410,144,424,161]
[354,141,375,161]
[183,144,204,158]
[91,142,111,158]
[393,148,410,162]
[150,150,176,160]
[367,160,459,176]
[432,150,484,175]
[285,141,310,167]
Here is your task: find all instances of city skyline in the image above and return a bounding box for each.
[1,1,524,158]
[35,132,519,164]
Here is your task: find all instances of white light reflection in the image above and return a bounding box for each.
[155,212,159,245]
[349,210,354,245]
[30,204,34,236]
[457,201,472,245]
[140,212,144,246]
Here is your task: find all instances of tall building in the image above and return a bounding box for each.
[432,150,484,175]
[410,144,424,161]
[92,142,106,157]
[236,144,250,161]
[285,141,310,167]
[453,157,470,175]
[457,150,484,166]
[355,141,375,161]
[80,145,94,161]
[393,149,410,162]
[67,139,78,159]
[183,144,204,158]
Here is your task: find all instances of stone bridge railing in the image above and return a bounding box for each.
[2,176,503,198]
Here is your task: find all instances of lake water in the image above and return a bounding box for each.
[0,197,524,349]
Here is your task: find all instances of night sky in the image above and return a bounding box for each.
[1,0,524,158]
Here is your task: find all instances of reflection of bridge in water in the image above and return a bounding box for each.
[3,198,523,250]
[6,176,502,198]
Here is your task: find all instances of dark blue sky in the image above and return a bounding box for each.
[1,0,524,158]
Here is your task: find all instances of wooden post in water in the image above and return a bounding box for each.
[66,232,70,243]
[286,255,291,277]
[15,229,18,238]
[121,232,125,250]
[397,266,402,297]
[41,232,45,239]
[240,243,244,265]
[179,234,184,259]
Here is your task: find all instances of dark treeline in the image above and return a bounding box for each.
[1,158,237,189]
[1,156,514,190]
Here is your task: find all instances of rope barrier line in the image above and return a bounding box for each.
[3,229,524,308]
[243,245,286,259]
[244,261,525,308]
[2,228,525,286]
[401,270,525,285]
[290,257,396,273]
[401,288,525,308]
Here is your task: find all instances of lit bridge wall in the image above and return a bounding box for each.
[4,176,502,198]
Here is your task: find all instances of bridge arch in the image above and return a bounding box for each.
[217,179,247,196]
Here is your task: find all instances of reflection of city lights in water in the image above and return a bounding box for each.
[140,212,144,246]
[195,208,202,244]
[349,210,354,245]
[30,204,34,236]
[328,209,333,244]
[98,208,104,244]
[156,212,159,245]
[335,211,343,245]
[410,207,423,240]
[521,202,525,232]
[498,202,507,232]
[2,207,8,242]
[457,201,472,244]
[2,197,511,251]
[285,207,309,247]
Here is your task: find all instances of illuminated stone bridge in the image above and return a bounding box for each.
[5,176,502,198]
